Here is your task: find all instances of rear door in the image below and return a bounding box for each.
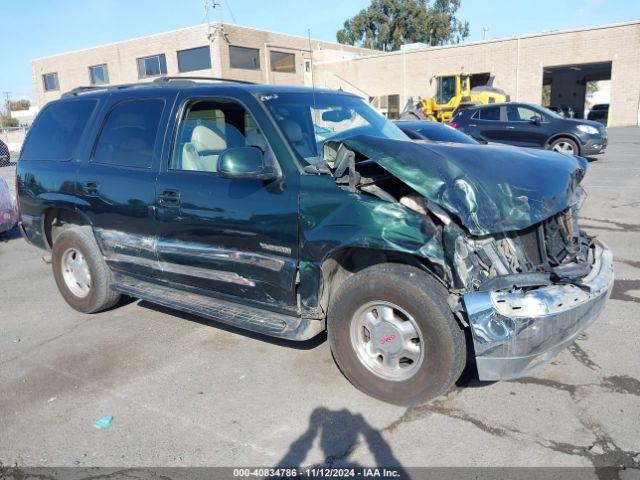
[504,105,549,147]
[472,106,510,143]
[153,92,299,312]
[76,93,175,279]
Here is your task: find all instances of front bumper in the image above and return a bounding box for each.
[581,136,607,155]
[463,240,614,381]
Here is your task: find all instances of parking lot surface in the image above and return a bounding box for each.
[1,129,639,471]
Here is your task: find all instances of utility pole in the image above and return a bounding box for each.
[204,0,226,42]
[1,92,10,128]
[482,26,489,41]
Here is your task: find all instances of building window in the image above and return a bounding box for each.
[42,73,59,91]
[177,46,211,73]
[136,54,167,78]
[229,46,260,70]
[270,51,295,73]
[89,64,109,85]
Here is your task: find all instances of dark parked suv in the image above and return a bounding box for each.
[452,102,607,156]
[17,78,613,405]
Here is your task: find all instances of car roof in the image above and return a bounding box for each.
[56,78,357,102]
[468,102,541,110]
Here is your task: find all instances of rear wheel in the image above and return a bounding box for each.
[52,226,120,313]
[328,263,466,406]
[549,137,579,155]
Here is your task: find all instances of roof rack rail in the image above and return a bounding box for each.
[61,82,151,98]
[61,76,257,98]
[61,86,110,98]
[152,76,256,85]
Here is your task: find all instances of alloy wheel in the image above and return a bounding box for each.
[61,248,92,298]
[552,141,576,154]
[350,301,425,381]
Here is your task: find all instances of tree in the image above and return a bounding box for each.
[8,99,30,111]
[0,113,19,128]
[337,0,469,51]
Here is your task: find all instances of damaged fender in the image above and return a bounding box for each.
[297,174,447,313]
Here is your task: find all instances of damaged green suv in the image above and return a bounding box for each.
[17,79,614,405]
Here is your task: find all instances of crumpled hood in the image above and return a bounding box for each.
[342,135,588,236]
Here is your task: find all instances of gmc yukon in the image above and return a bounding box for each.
[17,78,614,405]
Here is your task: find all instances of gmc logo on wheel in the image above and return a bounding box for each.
[379,334,396,345]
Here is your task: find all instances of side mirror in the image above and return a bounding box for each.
[218,147,279,181]
[531,115,542,126]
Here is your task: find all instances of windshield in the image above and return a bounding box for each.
[537,105,563,119]
[260,92,408,165]
[436,76,456,104]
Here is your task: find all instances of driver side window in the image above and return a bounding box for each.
[171,99,272,173]
[507,106,541,122]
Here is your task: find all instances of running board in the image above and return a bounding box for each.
[112,274,325,341]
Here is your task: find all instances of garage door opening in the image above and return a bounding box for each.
[542,61,611,124]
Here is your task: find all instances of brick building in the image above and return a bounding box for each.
[31,23,371,105]
[31,20,640,126]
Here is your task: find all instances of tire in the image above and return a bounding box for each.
[549,137,579,156]
[51,226,120,313]
[328,263,466,406]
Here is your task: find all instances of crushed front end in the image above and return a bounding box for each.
[451,203,614,380]
[324,136,614,382]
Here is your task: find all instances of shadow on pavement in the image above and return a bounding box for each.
[276,407,409,474]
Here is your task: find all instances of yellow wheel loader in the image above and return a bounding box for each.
[400,73,509,123]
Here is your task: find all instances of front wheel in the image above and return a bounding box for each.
[328,264,466,406]
[549,137,579,155]
[51,226,120,313]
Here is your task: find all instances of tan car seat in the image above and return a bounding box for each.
[181,125,227,172]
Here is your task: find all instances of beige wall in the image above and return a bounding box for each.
[217,24,370,85]
[30,21,640,126]
[315,21,640,127]
[31,23,371,105]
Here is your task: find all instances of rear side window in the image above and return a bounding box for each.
[21,100,97,161]
[92,99,164,168]
[479,106,501,121]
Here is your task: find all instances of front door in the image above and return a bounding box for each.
[504,105,549,147]
[154,94,299,312]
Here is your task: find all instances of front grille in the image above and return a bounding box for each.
[508,209,579,270]
[544,209,581,265]
[517,224,544,266]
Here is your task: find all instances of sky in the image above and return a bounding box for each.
[1,0,639,103]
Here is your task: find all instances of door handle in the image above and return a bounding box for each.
[83,181,100,196]
[468,124,477,127]
[158,189,180,207]
[506,126,515,129]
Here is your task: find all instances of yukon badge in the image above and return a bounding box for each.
[259,242,291,255]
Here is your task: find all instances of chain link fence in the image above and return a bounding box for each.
[0,126,28,166]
